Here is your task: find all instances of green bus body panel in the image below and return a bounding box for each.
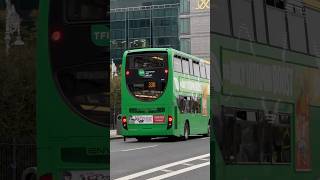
[211,34,320,180]
[120,48,210,137]
[91,24,109,46]
[37,0,108,178]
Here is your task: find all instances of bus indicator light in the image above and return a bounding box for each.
[122,116,128,129]
[51,30,62,42]
[168,115,173,128]
[40,173,53,180]
[125,70,130,76]
[165,69,168,74]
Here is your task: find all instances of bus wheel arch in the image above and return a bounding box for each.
[21,167,37,180]
[182,120,190,140]
[204,118,211,137]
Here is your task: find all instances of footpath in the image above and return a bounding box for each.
[110,129,122,139]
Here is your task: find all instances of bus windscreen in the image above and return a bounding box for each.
[125,52,168,101]
[66,0,106,22]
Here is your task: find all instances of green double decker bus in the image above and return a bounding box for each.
[37,0,109,179]
[120,48,210,141]
[211,33,320,180]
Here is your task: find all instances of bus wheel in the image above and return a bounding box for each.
[183,122,190,141]
[26,173,37,180]
[203,124,210,137]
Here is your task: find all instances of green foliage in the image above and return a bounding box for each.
[0,11,36,138]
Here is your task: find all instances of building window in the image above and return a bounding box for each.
[129,19,150,28]
[110,21,125,30]
[180,38,191,54]
[111,12,125,21]
[153,8,177,17]
[128,10,150,19]
[111,30,125,40]
[180,0,190,14]
[179,18,190,34]
[266,0,286,9]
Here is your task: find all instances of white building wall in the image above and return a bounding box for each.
[180,0,210,59]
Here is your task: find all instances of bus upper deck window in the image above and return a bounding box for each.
[125,52,168,101]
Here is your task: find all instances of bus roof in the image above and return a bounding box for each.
[124,48,210,64]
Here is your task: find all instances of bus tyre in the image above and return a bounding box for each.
[183,122,190,141]
[26,173,37,180]
[21,167,37,180]
[203,124,210,137]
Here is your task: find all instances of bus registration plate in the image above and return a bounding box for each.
[62,170,109,180]
[130,115,153,124]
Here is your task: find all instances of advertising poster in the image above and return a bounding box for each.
[202,84,209,116]
[222,50,320,171]
[295,90,311,171]
[295,69,320,171]
[62,170,109,180]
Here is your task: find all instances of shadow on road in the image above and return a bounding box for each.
[123,135,208,143]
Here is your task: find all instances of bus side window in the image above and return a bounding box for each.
[177,96,185,113]
[191,97,201,114]
[177,96,189,113]
[177,95,202,114]
[197,97,201,113]
[173,55,182,72]
[205,64,210,79]
[185,97,191,113]
[190,97,195,113]
[182,58,190,74]
[200,63,206,79]
[193,61,200,77]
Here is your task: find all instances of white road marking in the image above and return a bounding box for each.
[120,145,158,152]
[200,137,209,140]
[199,158,209,161]
[181,163,193,166]
[111,145,158,153]
[114,154,210,180]
[146,162,210,180]
[160,169,173,173]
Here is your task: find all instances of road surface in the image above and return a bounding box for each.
[110,136,210,180]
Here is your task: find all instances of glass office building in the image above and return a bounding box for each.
[110,0,180,63]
